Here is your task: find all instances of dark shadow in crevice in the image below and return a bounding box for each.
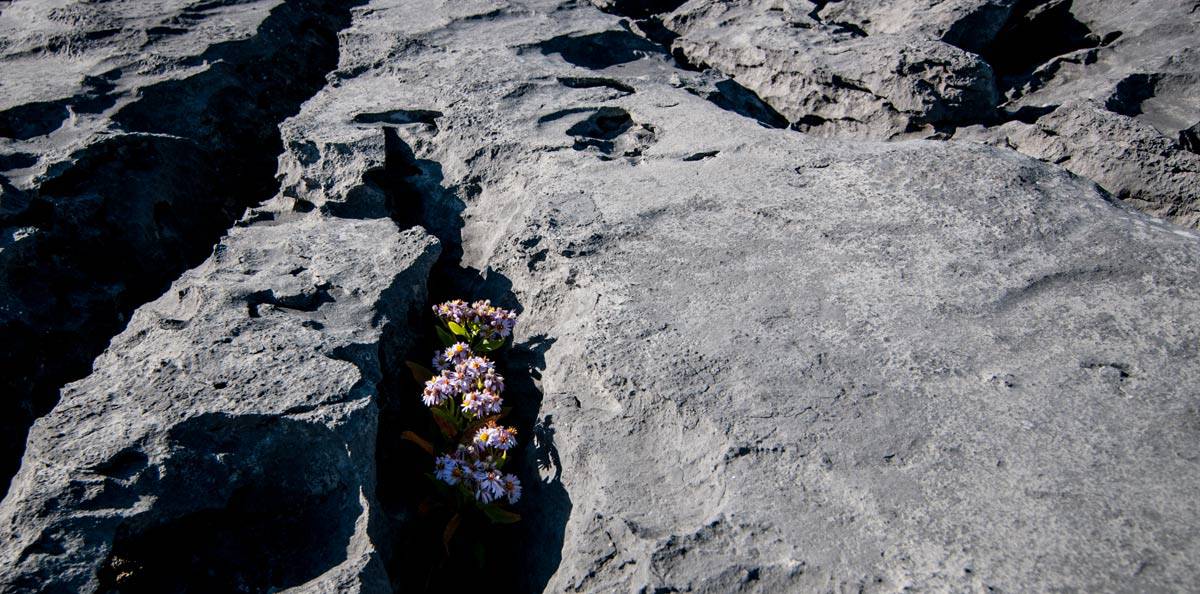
[1002,103,1060,124]
[369,132,570,593]
[567,107,634,140]
[1104,73,1157,118]
[590,17,790,129]
[562,107,658,159]
[941,1,1017,54]
[96,414,359,594]
[0,100,70,141]
[1180,123,1200,155]
[806,0,841,22]
[324,127,423,220]
[0,0,369,495]
[0,151,37,171]
[557,76,636,96]
[706,79,790,129]
[981,0,1110,93]
[244,283,335,318]
[0,72,116,140]
[589,0,688,19]
[354,109,444,128]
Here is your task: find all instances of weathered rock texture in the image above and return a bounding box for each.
[0,0,361,490]
[2,0,1200,593]
[618,0,1200,228]
[0,214,437,592]
[662,0,1002,137]
[0,100,442,589]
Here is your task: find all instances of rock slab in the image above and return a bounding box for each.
[1,0,1199,593]
[0,204,438,592]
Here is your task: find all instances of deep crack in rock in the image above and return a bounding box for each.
[0,0,367,493]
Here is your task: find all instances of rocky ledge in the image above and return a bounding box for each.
[637,0,1200,228]
[1,0,1198,593]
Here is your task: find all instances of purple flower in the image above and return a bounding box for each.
[434,455,459,484]
[501,473,522,503]
[433,342,472,371]
[433,299,471,324]
[475,468,505,503]
[421,373,459,407]
[461,389,502,417]
[492,426,517,450]
[435,455,470,486]
[473,425,517,450]
[433,299,518,341]
[471,300,518,340]
[481,369,505,393]
[458,356,495,383]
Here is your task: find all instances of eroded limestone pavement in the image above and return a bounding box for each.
[1,0,1199,592]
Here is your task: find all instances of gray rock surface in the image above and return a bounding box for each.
[292,0,1198,591]
[956,99,1200,227]
[660,0,1000,138]
[0,3,442,589]
[630,0,1200,227]
[0,0,359,490]
[956,0,1200,229]
[1,0,1200,593]
[0,186,438,592]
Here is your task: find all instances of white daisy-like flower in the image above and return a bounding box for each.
[474,426,499,448]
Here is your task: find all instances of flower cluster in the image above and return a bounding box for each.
[433,299,518,342]
[424,345,507,416]
[420,300,522,509]
[434,444,521,504]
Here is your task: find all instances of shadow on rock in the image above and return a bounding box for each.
[369,132,570,592]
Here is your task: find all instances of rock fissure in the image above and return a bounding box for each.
[0,0,369,494]
[1,1,1200,593]
[333,122,562,592]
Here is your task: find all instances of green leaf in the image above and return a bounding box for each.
[406,361,435,383]
[477,337,506,353]
[430,406,460,439]
[481,503,521,524]
[434,325,458,347]
[447,321,470,337]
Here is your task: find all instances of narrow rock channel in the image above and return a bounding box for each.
[1,0,1199,592]
[0,0,368,492]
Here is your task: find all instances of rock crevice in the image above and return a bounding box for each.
[0,0,369,493]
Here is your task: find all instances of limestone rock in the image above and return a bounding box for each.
[955,99,1200,228]
[662,0,1000,138]
[1,1,1199,593]
[0,0,366,491]
[0,210,438,592]
[291,1,1200,591]
[641,0,1200,227]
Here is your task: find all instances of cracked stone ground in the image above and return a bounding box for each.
[1,1,1198,592]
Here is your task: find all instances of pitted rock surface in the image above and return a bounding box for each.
[1,0,1199,593]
